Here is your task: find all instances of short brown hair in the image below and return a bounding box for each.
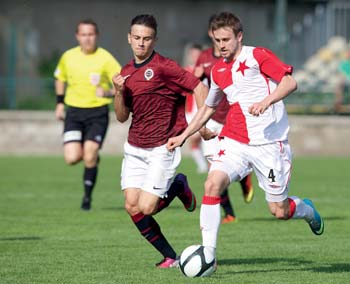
[210,12,243,36]
[76,18,99,34]
[130,14,158,36]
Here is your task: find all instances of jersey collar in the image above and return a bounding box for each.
[134,51,155,68]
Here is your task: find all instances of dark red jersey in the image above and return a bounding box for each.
[121,52,200,148]
[195,47,229,124]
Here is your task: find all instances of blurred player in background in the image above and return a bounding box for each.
[183,43,208,174]
[194,15,254,223]
[113,15,210,268]
[334,49,350,111]
[54,19,121,210]
[167,12,324,260]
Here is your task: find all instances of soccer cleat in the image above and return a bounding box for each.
[174,173,196,212]
[243,186,254,203]
[156,257,179,268]
[221,214,237,224]
[81,196,91,211]
[240,176,254,203]
[303,199,324,235]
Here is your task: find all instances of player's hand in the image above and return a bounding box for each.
[167,135,186,152]
[96,86,105,97]
[112,73,125,93]
[199,127,217,140]
[248,101,269,116]
[55,103,65,121]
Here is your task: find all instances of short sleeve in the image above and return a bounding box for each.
[205,71,225,107]
[253,47,293,83]
[162,59,200,93]
[54,53,67,82]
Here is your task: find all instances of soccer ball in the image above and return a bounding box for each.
[179,245,216,277]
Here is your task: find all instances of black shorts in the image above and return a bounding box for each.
[63,105,109,147]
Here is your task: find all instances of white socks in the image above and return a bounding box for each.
[200,196,221,249]
[288,196,314,222]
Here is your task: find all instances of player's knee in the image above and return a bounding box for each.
[204,179,221,196]
[139,203,157,216]
[83,152,98,167]
[125,202,139,216]
[64,155,81,165]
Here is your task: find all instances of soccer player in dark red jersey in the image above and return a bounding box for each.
[194,15,254,224]
[183,43,209,174]
[112,15,211,268]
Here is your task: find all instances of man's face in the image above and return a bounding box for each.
[212,27,242,61]
[76,24,97,53]
[128,24,157,62]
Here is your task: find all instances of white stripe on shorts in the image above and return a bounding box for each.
[63,130,82,143]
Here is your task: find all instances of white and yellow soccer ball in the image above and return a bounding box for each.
[179,245,216,277]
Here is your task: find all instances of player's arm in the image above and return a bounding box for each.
[167,104,215,151]
[96,86,115,98]
[248,74,297,116]
[55,80,65,121]
[167,81,223,151]
[54,53,67,121]
[192,81,216,140]
[249,47,296,116]
[112,73,130,123]
[192,81,208,108]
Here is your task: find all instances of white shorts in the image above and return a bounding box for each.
[121,142,181,198]
[202,119,224,159]
[209,137,292,202]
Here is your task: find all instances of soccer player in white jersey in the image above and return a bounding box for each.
[167,12,324,262]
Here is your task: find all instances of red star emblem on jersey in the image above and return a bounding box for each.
[236,60,249,76]
[218,149,226,157]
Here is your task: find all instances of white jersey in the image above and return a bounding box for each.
[205,46,293,145]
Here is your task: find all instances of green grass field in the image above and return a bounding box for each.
[1,156,349,283]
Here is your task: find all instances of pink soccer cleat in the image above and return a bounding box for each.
[174,173,196,212]
[156,257,179,268]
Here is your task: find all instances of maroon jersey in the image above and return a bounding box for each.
[195,47,229,124]
[121,52,200,148]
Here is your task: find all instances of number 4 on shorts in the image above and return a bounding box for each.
[268,169,276,182]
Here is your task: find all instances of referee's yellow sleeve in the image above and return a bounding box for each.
[54,54,67,82]
[105,53,122,83]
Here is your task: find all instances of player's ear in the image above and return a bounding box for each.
[127,33,131,44]
[237,31,243,43]
[208,29,213,39]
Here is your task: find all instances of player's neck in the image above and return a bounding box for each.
[134,51,154,64]
[225,45,243,62]
[81,46,97,55]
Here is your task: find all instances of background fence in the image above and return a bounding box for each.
[0,0,349,113]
